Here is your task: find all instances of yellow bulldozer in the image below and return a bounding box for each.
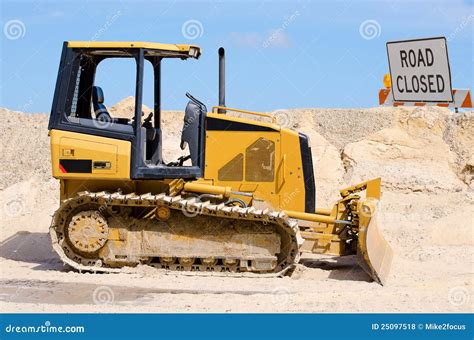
[48,41,392,284]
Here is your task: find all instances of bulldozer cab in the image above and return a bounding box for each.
[48,41,205,179]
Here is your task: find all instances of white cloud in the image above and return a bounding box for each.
[230,30,294,49]
[262,30,293,49]
[230,32,263,48]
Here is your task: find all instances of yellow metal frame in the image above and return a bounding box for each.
[203,112,306,211]
[50,129,131,180]
[212,106,277,123]
[285,178,383,257]
[67,41,201,53]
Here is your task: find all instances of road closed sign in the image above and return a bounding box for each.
[387,37,453,102]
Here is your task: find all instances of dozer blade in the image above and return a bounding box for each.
[355,197,393,285]
[289,178,393,284]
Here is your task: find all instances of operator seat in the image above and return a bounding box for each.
[92,86,112,121]
[180,93,206,166]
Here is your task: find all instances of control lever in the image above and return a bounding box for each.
[167,155,191,167]
[142,112,153,128]
[185,92,206,109]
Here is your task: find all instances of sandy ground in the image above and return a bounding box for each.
[0,104,472,313]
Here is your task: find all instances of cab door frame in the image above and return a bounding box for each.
[130,48,205,179]
[48,43,205,181]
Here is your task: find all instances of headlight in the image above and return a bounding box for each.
[189,47,200,58]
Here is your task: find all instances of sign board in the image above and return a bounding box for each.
[386,37,453,102]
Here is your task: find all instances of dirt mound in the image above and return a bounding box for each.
[342,107,467,193]
[108,96,153,119]
[444,111,474,187]
[277,107,397,149]
[276,106,473,194]
[0,108,51,190]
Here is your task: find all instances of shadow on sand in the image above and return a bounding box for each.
[300,255,372,283]
[0,231,66,271]
[1,232,374,282]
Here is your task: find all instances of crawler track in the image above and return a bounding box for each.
[50,191,303,277]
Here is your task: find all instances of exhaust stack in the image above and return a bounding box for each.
[218,47,226,113]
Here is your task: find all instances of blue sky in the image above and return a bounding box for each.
[1,0,473,113]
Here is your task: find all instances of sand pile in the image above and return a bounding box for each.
[0,102,472,313]
[342,108,468,193]
[0,108,51,190]
[108,98,186,162]
[108,96,153,118]
[272,106,473,205]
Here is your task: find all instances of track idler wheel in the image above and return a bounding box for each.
[67,210,108,255]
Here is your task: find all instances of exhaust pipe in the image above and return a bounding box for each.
[218,47,226,113]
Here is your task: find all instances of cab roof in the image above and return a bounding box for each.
[67,41,201,59]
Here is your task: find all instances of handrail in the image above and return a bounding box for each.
[211,106,276,123]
